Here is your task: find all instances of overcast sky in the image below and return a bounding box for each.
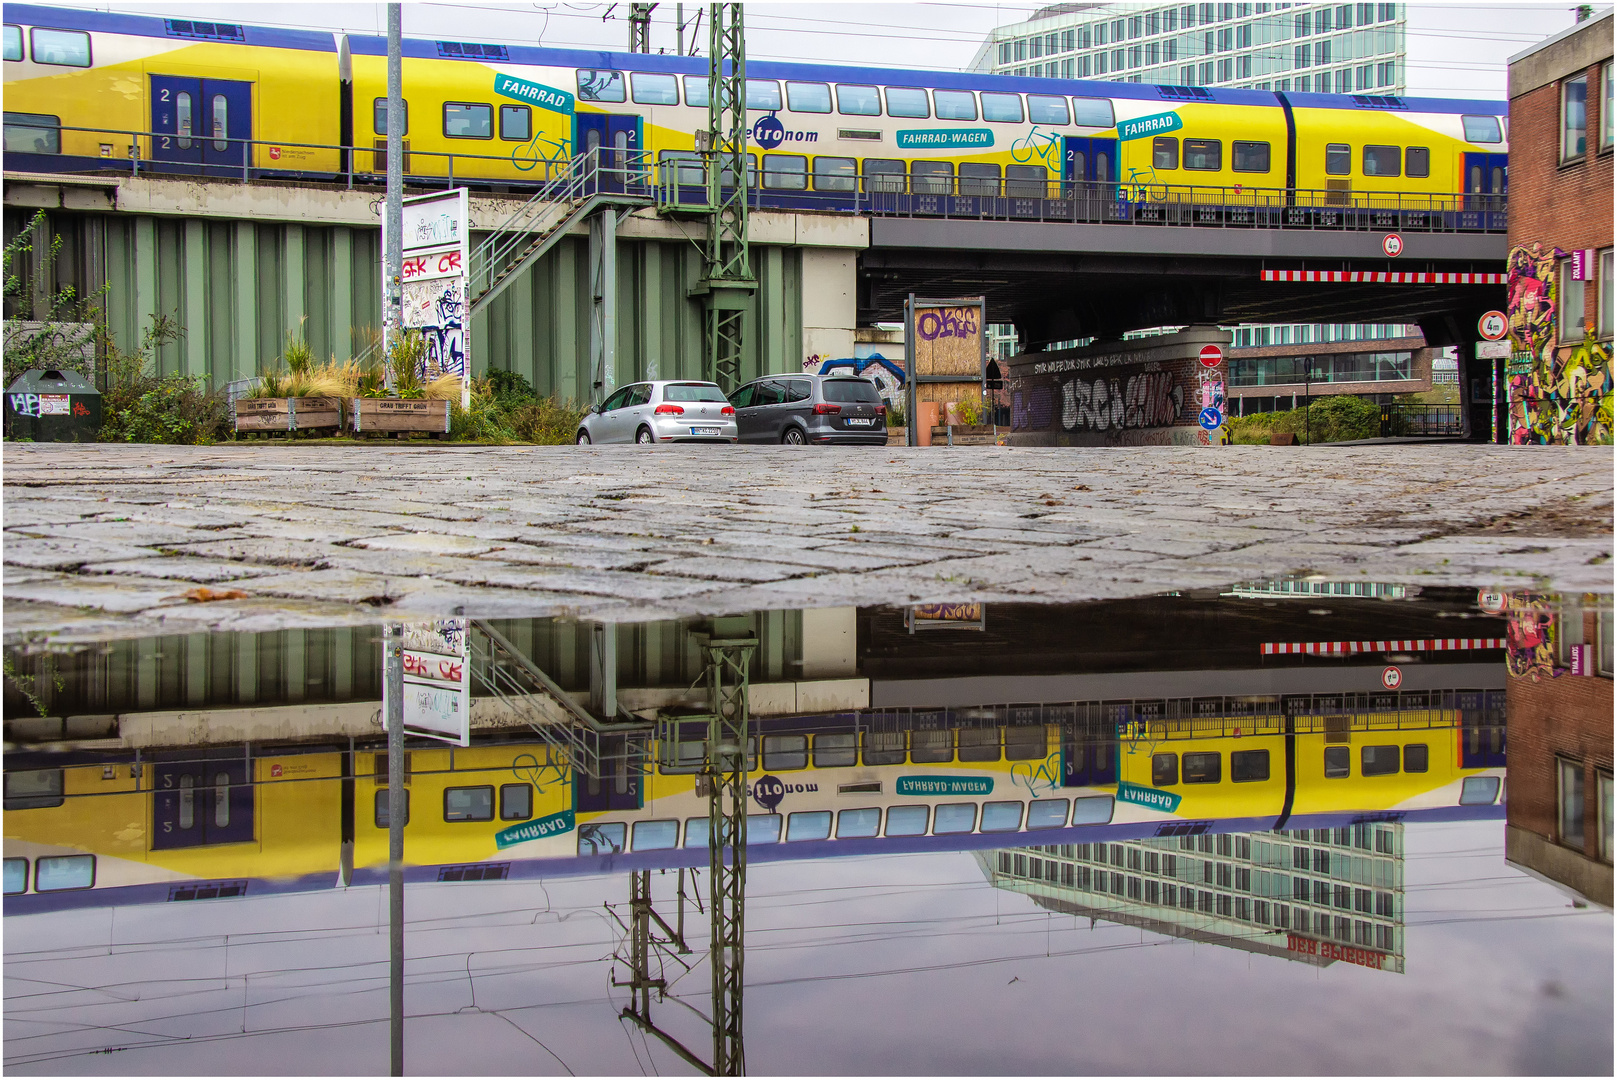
[47,1,1595,97]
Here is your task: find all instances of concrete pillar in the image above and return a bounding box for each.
[233,222,258,379]
[800,248,857,372]
[183,219,207,377]
[800,607,857,678]
[283,223,306,344]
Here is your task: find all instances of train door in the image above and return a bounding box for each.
[1462,152,1507,213]
[574,734,643,813]
[152,758,255,850]
[573,113,643,192]
[1063,135,1119,189]
[151,76,253,170]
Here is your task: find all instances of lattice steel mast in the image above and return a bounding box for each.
[699,4,754,392]
[702,632,755,1076]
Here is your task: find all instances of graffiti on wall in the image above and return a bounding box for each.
[402,277,468,381]
[1505,243,1615,445]
[804,354,908,406]
[1504,593,1558,682]
[1012,369,1185,438]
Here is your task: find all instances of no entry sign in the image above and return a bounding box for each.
[1199,344,1223,368]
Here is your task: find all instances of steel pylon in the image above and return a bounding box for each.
[702,634,754,1076]
[699,3,755,393]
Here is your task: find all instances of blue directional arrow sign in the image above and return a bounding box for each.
[1198,406,1223,430]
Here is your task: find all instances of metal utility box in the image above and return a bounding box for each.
[4,369,102,442]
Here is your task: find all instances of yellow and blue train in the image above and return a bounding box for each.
[3,701,1505,913]
[3,4,1507,225]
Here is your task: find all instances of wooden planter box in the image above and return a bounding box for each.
[351,398,451,436]
[234,396,343,434]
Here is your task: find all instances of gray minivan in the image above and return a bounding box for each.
[729,374,888,445]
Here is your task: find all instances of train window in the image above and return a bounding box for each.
[1323,746,1350,778]
[746,79,781,111]
[812,731,857,767]
[1461,114,1502,144]
[1028,798,1069,828]
[1360,745,1399,776]
[683,75,709,109]
[1461,775,1503,805]
[1183,139,1221,171]
[885,804,929,836]
[578,822,625,855]
[1071,796,1114,825]
[981,801,1024,832]
[30,27,90,67]
[863,157,906,193]
[683,817,709,847]
[631,72,678,105]
[374,789,410,828]
[786,81,831,113]
[1404,145,1430,178]
[3,858,26,894]
[1005,164,1049,198]
[631,819,679,851]
[1027,94,1069,125]
[910,160,954,196]
[934,803,977,835]
[4,25,21,61]
[373,98,408,136]
[934,89,977,121]
[1005,726,1046,760]
[1403,744,1429,773]
[499,783,532,821]
[1325,142,1350,175]
[444,785,494,821]
[862,729,906,764]
[577,69,626,103]
[717,153,758,190]
[1181,752,1220,783]
[1231,749,1270,782]
[4,767,64,809]
[1071,96,1115,127]
[786,811,831,841]
[211,95,228,153]
[835,84,881,116]
[177,92,193,149]
[499,105,530,142]
[981,92,1024,123]
[1361,144,1399,176]
[659,149,704,187]
[910,728,953,762]
[1232,140,1270,172]
[746,813,782,844]
[762,734,808,769]
[1152,753,1179,786]
[761,154,808,190]
[35,854,94,892]
[444,103,492,139]
[885,87,930,118]
[957,724,1001,758]
[813,155,857,191]
[836,807,881,837]
[1153,137,1179,170]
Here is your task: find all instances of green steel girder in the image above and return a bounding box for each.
[701,3,755,393]
[702,634,755,1077]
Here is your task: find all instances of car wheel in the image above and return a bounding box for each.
[782,427,806,446]
[576,430,591,445]
[636,426,655,445]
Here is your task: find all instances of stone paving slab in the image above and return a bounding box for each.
[2,443,1611,641]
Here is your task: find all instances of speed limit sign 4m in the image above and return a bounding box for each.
[1381,666,1403,691]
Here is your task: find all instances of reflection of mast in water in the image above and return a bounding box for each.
[977,823,1408,974]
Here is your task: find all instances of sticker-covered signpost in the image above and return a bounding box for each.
[382,618,472,746]
[905,294,987,447]
[380,188,472,410]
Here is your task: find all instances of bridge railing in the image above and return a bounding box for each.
[1379,403,1466,438]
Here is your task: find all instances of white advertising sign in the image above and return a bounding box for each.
[383,618,472,746]
[380,188,471,409]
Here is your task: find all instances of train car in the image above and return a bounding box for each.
[3,3,1506,220]
[3,701,1505,913]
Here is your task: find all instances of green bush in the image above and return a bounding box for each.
[448,375,582,444]
[97,315,230,445]
[1225,395,1380,445]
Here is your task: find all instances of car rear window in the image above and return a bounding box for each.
[663,383,728,402]
[823,379,882,403]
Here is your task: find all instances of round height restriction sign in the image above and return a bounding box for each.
[1382,233,1404,258]
[1199,344,1224,368]
[1478,311,1508,341]
[1381,666,1403,691]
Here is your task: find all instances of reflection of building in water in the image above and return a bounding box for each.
[978,823,1406,973]
[1503,594,1613,908]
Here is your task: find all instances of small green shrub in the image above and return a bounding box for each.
[1225,395,1379,445]
[447,375,581,444]
[507,396,585,444]
[887,402,906,428]
[97,315,230,445]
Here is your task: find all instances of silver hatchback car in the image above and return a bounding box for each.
[575,381,738,445]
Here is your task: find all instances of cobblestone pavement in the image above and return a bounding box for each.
[3,443,1611,641]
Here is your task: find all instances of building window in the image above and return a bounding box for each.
[1604,60,1613,150]
[1561,258,1587,342]
[1600,772,1613,865]
[1600,248,1613,340]
[1563,73,1588,161]
[1559,758,1585,849]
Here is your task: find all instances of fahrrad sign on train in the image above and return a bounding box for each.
[383,618,472,745]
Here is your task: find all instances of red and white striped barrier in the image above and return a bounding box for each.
[1261,270,1508,285]
[1262,637,1507,656]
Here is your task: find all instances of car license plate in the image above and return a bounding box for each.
[845,417,873,426]
[691,426,721,436]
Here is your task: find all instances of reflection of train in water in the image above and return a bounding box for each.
[3,693,1505,913]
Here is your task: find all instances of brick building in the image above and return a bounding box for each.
[1503,13,1614,445]
[1226,327,1435,415]
[1503,595,1613,908]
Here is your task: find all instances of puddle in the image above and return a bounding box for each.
[4,585,1611,1074]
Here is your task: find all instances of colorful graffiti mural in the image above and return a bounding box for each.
[1505,243,1614,445]
[1011,367,1188,443]
[804,353,908,406]
[1504,593,1559,681]
[402,277,468,382]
